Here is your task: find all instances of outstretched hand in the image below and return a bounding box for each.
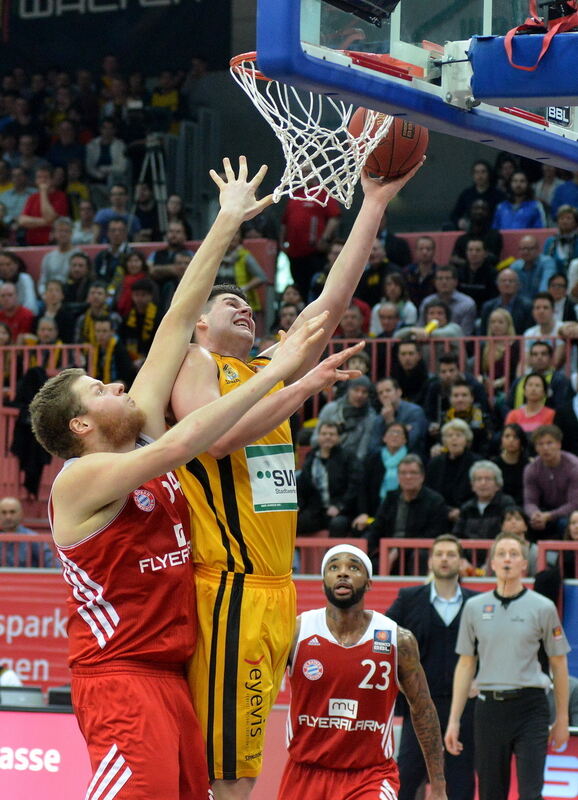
[269,311,329,379]
[301,341,366,394]
[360,155,425,204]
[210,156,273,222]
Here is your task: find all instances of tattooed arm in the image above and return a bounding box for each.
[397,627,447,800]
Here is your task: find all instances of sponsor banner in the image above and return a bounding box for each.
[0,0,231,73]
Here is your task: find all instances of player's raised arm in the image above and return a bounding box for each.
[281,159,424,383]
[43,313,327,544]
[397,627,448,800]
[130,156,272,433]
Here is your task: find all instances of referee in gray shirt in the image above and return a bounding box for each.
[444,532,570,800]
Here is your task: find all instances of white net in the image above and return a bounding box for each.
[230,54,394,209]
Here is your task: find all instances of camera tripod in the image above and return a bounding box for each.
[133,134,168,234]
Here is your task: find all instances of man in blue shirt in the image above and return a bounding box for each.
[550,172,578,219]
[510,234,556,302]
[0,496,53,567]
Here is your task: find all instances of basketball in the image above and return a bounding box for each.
[348,109,429,180]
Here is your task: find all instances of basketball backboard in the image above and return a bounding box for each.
[254,0,578,169]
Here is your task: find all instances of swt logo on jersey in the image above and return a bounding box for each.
[328,698,358,720]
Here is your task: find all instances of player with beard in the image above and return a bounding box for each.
[277,545,447,800]
[387,535,477,800]
[28,158,352,800]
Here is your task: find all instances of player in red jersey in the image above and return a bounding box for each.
[29,158,354,800]
[278,544,448,800]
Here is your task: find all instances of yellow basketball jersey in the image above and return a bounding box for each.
[177,354,297,576]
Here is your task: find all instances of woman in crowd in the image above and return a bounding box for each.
[425,418,480,523]
[369,272,417,335]
[478,308,518,403]
[504,372,555,433]
[491,423,529,505]
[352,421,409,532]
[0,250,38,314]
[114,250,151,317]
[280,283,305,313]
[166,193,191,238]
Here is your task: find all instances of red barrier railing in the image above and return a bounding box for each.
[0,344,95,405]
[294,536,368,574]
[0,532,57,568]
[378,537,497,576]
[536,540,578,575]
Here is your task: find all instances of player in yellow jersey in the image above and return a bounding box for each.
[171,162,424,799]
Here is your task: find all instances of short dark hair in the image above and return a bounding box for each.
[532,424,563,445]
[131,277,156,294]
[439,352,460,367]
[398,454,424,475]
[450,379,473,395]
[548,273,568,288]
[318,421,340,435]
[431,534,464,558]
[532,291,554,308]
[207,284,248,305]
[435,265,458,280]
[530,340,553,356]
[377,376,400,391]
[427,299,452,323]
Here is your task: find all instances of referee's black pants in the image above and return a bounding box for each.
[398,696,475,800]
[474,688,550,800]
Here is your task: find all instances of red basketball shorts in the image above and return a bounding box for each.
[72,661,211,800]
[277,758,400,800]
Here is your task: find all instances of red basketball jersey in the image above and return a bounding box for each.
[286,608,399,770]
[49,446,196,668]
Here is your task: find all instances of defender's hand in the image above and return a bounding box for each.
[210,156,273,222]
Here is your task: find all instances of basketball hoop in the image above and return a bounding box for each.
[230,51,393,208]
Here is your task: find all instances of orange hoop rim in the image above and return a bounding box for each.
[230,51,272,82]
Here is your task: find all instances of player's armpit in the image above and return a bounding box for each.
[397,627,446,793]
[170,344,222,421]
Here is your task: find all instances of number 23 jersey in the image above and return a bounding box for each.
[287,608,399,770]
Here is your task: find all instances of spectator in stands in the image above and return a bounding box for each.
[499,507,537,575]
[554,392,578,457]
[492,423,529,506]
[279,284,305,314]
[21,317,65,371]
[368,376,428,456]
[47,119,85,169]
[510,235,556,302]
[0,250,38,314]
[403,235,438,308]
[308,240,344,302]
[543,204,578,274]
[64,251,93,311]
[93,217,133,288]
[560,512,578,578]
[495,153,518,193]
[442,379,491,456]
[478,309,518,401]
[492,171,546,229]
[450,198,503,269]
[149,220,193,271]
[0,496,53,567]
[547,273,576,323]
[398,302,464,368]
[0,166,34,228]
[418,265,476,335]
[118,277,160,368]
[37,279,75,343]
[66,159,91,220]
[523,292,565,365]
[92,315,137,388]
[13,134,48,181]
[296,422,361,537]
[456,238,498,311]
[215,230,267,312]
[372,302,402,343]
[17,165,69,246]
[423,352,489,439]
[37,217,79,295]
[279,173,341,300]
[453,461,515,541]
[550,171,578,219]
[311,375,377,463]
[369,272,417,334]
[0,282,34,340]
[426,419,481,523]
[74,68,100,133]
[533,165,564,224]
[507,339,573,412]
[85,118,128,194]
[355,238,400,308]
[524,424,578,538]
[376,209,412,266]
[334,302,367,340]
[133,182,160,241]
[505,373,556,434]
[364,454,448,573]
[276,302,299,335]
[150,70,182,134]
[480,268,533,336]
[353,421,409,533]
[94,184,141,243]
[6,97,45,146]
[114,251,150,317]
[450,160,505,230]
[165,193,191,238]
[391,340,429,404]
[71,198,98,245]
[74,280,121,345]
[101,76,131,135]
